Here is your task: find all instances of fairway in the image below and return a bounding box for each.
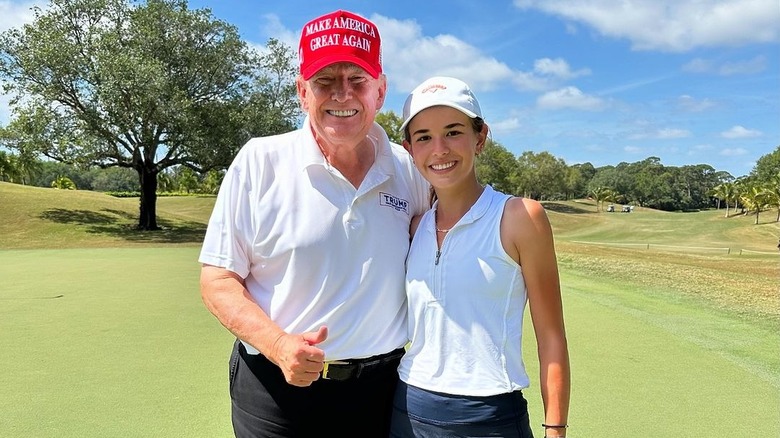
[1,183,778,436]
[1,247,778,437]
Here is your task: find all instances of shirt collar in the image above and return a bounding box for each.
[431,185,495,230]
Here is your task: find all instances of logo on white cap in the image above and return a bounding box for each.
[401,76,482,131]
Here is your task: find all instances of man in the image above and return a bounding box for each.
[199,9,429,437]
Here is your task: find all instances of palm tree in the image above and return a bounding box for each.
[764,172,780,222]
[733,177,748,215]
[739,181,769,225]
[590,186,612,212]
[712,183,725,211]
[713,182,737,218]
[13,150,43,185]
[156,171,175,193]
[0,151,18,182]
[51,175,77,190]
[604,188,621,206]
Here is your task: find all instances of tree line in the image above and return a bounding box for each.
[470,140,779,223]
[0,151,222,194]
[377,111,780,219]
[3,137,778,222]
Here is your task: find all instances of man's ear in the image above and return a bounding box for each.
[375,74,388,109]
[296,75,309,111]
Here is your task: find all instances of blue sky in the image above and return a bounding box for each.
[1,0,778,178]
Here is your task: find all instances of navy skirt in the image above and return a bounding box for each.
[390,380,534,437]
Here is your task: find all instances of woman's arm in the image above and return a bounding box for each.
[503,198,571,436]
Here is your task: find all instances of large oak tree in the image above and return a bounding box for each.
[0,0,300,229]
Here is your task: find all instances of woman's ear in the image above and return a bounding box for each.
[476,123,489,155]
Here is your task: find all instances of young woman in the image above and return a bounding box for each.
[391,77,571,438]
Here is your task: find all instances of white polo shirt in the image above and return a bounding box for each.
[199,118,429,360]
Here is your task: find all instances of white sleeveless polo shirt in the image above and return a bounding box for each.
[399,185,530,396]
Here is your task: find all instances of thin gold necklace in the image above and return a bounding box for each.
[435,210,452,233]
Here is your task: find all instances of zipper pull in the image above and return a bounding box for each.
[435,250,441,265]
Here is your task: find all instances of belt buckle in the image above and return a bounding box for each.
[321,360,348,380]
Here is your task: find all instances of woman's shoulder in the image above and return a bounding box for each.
[504,196,547,222]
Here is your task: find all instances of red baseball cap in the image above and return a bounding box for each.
[298,10,383,80]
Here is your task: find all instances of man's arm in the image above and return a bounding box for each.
[200,264,328,386]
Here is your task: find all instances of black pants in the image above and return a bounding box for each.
[229,340,401,438]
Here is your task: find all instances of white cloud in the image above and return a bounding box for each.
[513,0,780,52]
[682,58,714,73]
[690,144,713,154]
[720,147,749,156]
[537,86,606,110]
[624,145,643,153]
[258,13,299,52]
[490,117,522,133]
[370,15,516,92]
[510,71,553,92]
[657,128,691,139]
[627,127,691,140]
[683,56,767,75]
[718,56,767,75]
[361,15,589,94]
[720,125,762,138]
[677,95,716,112]
[533,58,590,80]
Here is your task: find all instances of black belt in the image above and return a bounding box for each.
[321,348,405,381]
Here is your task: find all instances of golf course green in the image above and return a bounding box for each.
[0,181,777,436]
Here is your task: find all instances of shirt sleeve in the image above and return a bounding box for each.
[198,146,253,278]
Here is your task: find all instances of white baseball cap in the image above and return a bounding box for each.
[401,76,482,132]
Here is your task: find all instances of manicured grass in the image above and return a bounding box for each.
[524,271,779,436]
[1,182,778,436]
[0,247,234,437]
[1,248,777,437]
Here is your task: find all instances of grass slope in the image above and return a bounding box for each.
[0,182,209,249]
[4,182,777,250]
[544,199,779,252]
